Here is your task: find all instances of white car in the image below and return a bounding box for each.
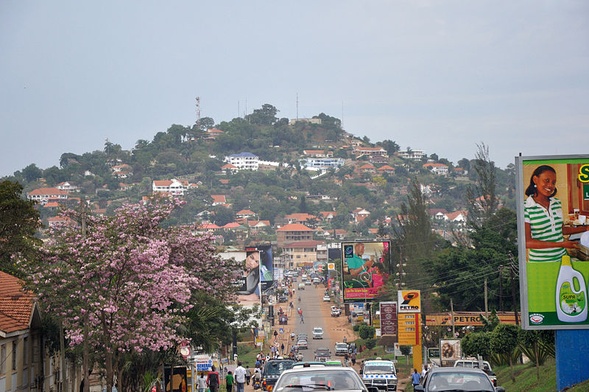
[323,294,331,302]
[312,327,324,339]
[274,366,367,392]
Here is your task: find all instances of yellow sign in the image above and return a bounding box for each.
[398,290,421,313]
[398,313,420,345]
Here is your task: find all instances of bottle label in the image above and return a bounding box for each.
[559,282,586,316]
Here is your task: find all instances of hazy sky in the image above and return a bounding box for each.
[1,1,588,177]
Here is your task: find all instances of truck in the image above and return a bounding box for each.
[360,359,398,391]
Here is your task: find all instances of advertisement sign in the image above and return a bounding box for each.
[424,312,519,326]
[397,290,421,313]
[398,313,420,345]
[379,302,398,337]
[439,339,461,367]
[516,156,589,329]
[341,240,391,302]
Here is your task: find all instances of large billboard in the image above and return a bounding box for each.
[341,240,391,302]
[516,155,589,329]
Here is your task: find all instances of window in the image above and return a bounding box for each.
[0,344,5,374]
[12,340,17,371]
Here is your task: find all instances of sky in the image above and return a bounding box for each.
[1,1,588,178]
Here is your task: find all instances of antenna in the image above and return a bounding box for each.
[296,93,299,121]
[341,100,344,130]
[195,97,201,127]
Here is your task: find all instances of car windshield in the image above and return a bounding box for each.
[264,361,295,376]
[426,372,494,392]
[276,370,365,392]
[364,364,393,373]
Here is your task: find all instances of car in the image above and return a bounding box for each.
[278,295,289,303]
[360,359,397,391]
[297,333,308,340]
[273,366,374,392]
[453,359,497,386]
[312,327,324,339]
[305,280,312,285]
[312,277,321,284]
[331,306,342,317]
[324,360,343,366]
[261,359,296,392]
[296,339,308,349]
[334,342,349,356]
[323,294,331,302]
[314,347,331,362]
[291,361,326,368]
[415,366,504,392]
[298,283,305,290]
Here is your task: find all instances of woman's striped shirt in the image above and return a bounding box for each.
[524,195,567,262]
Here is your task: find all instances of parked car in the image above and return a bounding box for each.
[274,366,372,392]
[323,294,331,302]
[415,366,503,392]
[331,306,342,317]
[261,358,296,392]
[312,327,324,339]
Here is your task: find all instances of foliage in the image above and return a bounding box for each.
[364,338,377,350]
[490,324,520,382]
[18,198,239,392]
[460,331,492,359]
[0,180,42,275]
[358,324,376,340]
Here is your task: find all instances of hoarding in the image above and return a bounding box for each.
[398,313,420,345]
[439,339,461,367]
[516,155,589,329]
[397,290,421,313]
[379,302,398,337]
[341,240,391,302]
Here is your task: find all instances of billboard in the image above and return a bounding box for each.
[440,339,461,367]
[397,290,422,313]
[516,155,589,329]
[379,302,398,337]
[341,240,391,302]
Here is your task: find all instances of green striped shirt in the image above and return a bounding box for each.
[524,195,567,262]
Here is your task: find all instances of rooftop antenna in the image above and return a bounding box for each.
[296,93,299,121]
[195,97,201,128]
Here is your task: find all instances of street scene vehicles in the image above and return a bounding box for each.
[360,359,398,391]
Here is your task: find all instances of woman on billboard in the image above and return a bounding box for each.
[524,165,586,262]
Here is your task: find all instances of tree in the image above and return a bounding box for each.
[0,180,41,275]
[246,104,278,126]
[465,143,499,230]
[21,164,43,183]
[20,199,239,392]
[490,324,520,382]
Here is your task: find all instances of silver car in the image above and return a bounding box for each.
[274,366,374,392]
[415,367,504,392]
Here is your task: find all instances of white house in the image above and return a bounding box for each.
[224,152,259,171]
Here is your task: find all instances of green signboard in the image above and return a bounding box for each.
[584,184,589,200]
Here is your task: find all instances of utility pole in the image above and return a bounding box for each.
[498,265,503,312]
[450,299,455,337]
[484,278,488,317]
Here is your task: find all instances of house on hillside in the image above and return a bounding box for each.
[352,208,370,223]
[282,240,326,268]
[276,223,314,248]
[423,162,449,176]
[152,179,192,196]
[396,150,426,160]
[353,146,388,159]
[0,271,43,392]
[26,187,68,205]
[224,152,259,171]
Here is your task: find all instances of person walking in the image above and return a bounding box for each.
[207,366,220,392]
[225,371,234,392]
[197,372,207,392]
[411,368,421,389]
[300,314,304,324]
[234,362,247,392]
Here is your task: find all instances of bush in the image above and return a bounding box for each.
[365,338,377,350]
[358,324,375,340]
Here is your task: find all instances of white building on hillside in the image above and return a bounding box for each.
[224,152,259,171]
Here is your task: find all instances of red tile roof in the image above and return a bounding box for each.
[0,272,36,334]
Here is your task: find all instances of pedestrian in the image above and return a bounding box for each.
[234,362,247,392]
[300,314,304,323]
[225,371,234,392]
[245,366,252,385]
[351,352,357,367]
[411,368,421,388]
[281,343,285,354]
[207,366,220,392]
[197,372,207,392]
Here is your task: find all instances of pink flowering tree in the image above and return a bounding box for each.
[21,199,238,392]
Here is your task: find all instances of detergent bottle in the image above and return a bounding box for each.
[555,255,587,322]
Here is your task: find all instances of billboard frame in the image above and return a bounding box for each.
[516,154,589,330]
